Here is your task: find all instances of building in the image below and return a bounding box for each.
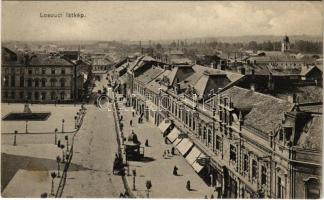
[120,55,322,198]
[282,35,290,52]
[1,47,85,103]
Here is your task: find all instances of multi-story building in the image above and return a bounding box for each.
[120,56,322,199]
[1,47,85,103]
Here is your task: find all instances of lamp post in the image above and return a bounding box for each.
[65,135,69,152]
[13,130,17,146]
[132,169,137,191]
[56,156,61,177]
[54,128,58,145]
[25,121,28,133]
[50,172,57,196]
[60,144,65,163]
[61,119,65,133]
[74,116,77,129]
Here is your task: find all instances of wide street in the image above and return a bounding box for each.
[62,103,125,197]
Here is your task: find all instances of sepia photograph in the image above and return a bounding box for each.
[1,1,323,199]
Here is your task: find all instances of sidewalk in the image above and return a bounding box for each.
[117,101,216,198]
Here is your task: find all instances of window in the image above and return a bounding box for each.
[277,177,285,198]
[11,91,15,99]
[207,129,212,144]
[28,69,33,75]
[243,154,249,172]
[60,92,65,100]
[60,78,66,87]
[41,92,46,100]
[42,68,46,75]
[51,69,55,75]
[261,166,267,186]
[51,92,56,100]
[230,145,237,162]
[11,75,15,87]
[304,178,321,199]
[4,75,9,87]
[252,160,257,179]
[19,92,24,99]
[216,135,221,150]
[4,91,8,99]
[20,76,24,87]
[27,92,32,100]
[35,79,39,87]
[41,78,46,87]
[35,68,40,74]
[27,78,33,87]
[61,68,65,75]
[34,92,39,100]
[50,78,57,87]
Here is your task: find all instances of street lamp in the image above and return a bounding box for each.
[56,156,61,177]
[60,144,65,163]
[74,116,77,129]
[13,130,17,146]
[65,135,69,152]
[54,128,58,145]
[50,172,57,196]
[61,119,65,133]
[132,169,137,191]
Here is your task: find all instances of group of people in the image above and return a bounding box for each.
[162,147,176,158]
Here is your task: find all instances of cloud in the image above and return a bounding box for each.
[2,1,322,41]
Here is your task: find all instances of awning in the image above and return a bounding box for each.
[167,127,180,143]
[192,160,204,173]
[176,138,194,156]
[173,138,182,145]
[185,146,202,165]
[158,119,171,134]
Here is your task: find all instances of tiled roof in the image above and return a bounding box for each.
[274,85,323,104]
[220,86,294,134]
[136,67,164,84]
[29,54,73,66]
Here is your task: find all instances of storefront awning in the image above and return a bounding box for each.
[173,138,182,145]
[176,138,194,156]
[158,119,171,134]
[185,146,202,165]
[191,160,204,173]
[167,127,180,143]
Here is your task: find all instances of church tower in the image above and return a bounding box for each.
[281,35,290,52]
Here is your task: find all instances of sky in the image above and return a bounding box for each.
[1,1,323,41]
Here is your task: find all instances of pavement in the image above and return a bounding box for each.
[1,103,83,197]
[2,103,80,134]
[117,100,216,198]
[61,104,125,198]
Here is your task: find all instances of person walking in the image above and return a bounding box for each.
[132,111,135,117]
[171,147,175,155]
[130,119,133,126]
[186,180,191,191]
[173,166,178,175]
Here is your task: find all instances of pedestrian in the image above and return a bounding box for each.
[204,195,208,199]
[163,151,166,158]
[130,120,133,126]
[119,193,124,198]
[164,137,168,144]
[145,139,149,147]
[120,115,123,121]
[132,111,135,117]
[186,180,191,191]
[173,166,178,175]
[171,147,175,155]
[210,194,214,199]
[138,117,141,124]
[167,150,170,156]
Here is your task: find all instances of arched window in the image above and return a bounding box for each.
[60,92,65,100]
[50,78,57,87]
[20,76,24,87]
[51,92,56,100]
[34,78,40,87]
[41,92,46,100]
[41,78,47,87]
[27,78,33,87]
[60,78,66,87]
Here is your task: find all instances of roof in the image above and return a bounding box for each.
[136,66,165,84]
[220,86,294,134]
[92,58,112,66]
[274,85,323,104]
[300,65,322,76]
[29,54,73,66]
[297,115,322,151]
[170,58,192,64]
